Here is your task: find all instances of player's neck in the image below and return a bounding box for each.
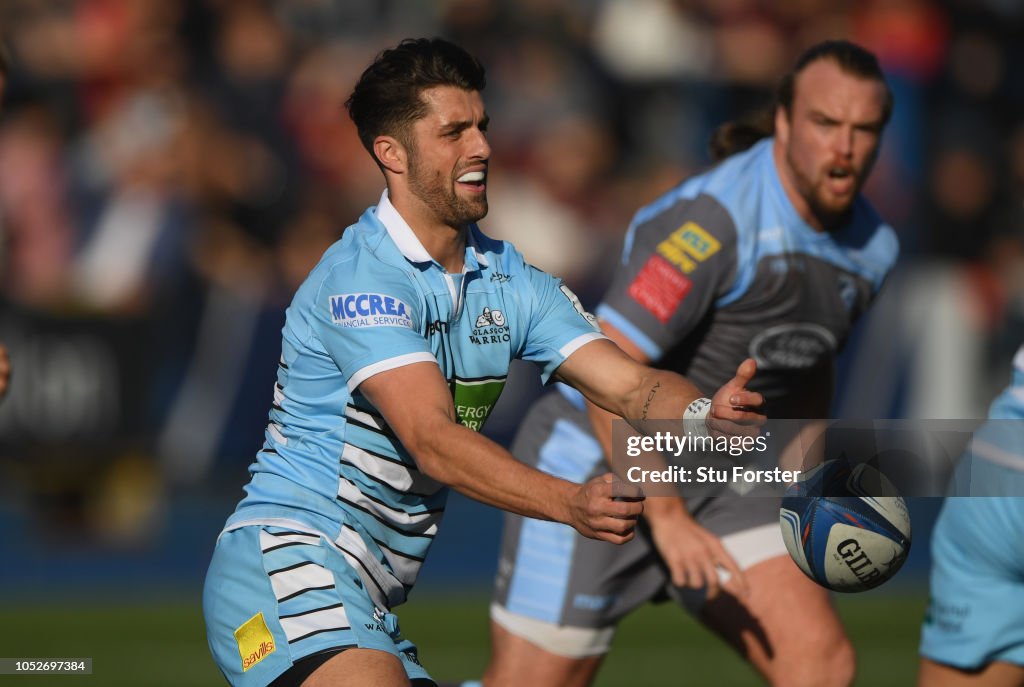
[416,225,467,274]
[391,192,467,273]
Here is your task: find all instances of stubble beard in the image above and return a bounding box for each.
[407,149,488,229]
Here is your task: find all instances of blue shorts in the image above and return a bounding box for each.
[920,459,1024,669]
[203,524,433,687]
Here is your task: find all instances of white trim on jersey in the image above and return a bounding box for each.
[340,443,443,496]
[375,190,489,267]
[369,537,423,587]
[334,524,408,607]
[268,422,288,445]
[226,519,406,610]
[266,559,336,603]
[273,382,285,406]
[970,437,1024,472]
[558,332,607,360]
[344,405,388,432]
[278,604,351,645]
[347,351,438,392]
[336,478,442,536]
[260,530,321,553]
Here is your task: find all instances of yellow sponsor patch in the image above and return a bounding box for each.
[656,240,696,272]
[235,612,276,672]
[656,222,720,273]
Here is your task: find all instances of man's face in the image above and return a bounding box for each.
[404,85,490,228]
[775,59,888,230]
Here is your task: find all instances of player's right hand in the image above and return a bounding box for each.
[708,357,765,438]
[568,473,644,544]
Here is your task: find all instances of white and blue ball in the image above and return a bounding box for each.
[779,461,911,592]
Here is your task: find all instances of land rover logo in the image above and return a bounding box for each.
[749,323,836,369]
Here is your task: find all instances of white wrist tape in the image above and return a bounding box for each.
[683,397,712,437]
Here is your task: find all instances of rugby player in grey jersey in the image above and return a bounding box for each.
[481,40,898,687]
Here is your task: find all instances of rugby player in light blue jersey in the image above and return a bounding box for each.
[201,38,765,687]
[483,41,898,687]
[919,344,1024,686]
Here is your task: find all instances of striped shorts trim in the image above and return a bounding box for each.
[203,525,432,687]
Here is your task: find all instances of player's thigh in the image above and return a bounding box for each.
[686,494,853,685]
[700,554,850,667]
[203,525,431,687]
[918,658,1024,687]
[302,648,410,687]
[484,618,602,687]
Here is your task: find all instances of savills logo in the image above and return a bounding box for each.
[235,611,277,672]
[242,640,276,671]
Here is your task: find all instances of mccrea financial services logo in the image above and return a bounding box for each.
[330,293,413,329]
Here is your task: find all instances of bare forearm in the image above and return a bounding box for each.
[357,359,642,544]
[414,423,574,523]
[588,381,694,514]
[620,368,705,432]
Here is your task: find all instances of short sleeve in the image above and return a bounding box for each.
[598,193,738,360]
[517,264,605,383]
[309,261,436,391]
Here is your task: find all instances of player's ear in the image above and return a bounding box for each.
[374,135,407,175]
[774,105,790,145]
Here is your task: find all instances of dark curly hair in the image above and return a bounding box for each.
[345,38,486,165]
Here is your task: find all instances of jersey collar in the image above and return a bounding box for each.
[374,190,489,271]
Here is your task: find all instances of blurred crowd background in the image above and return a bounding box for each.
[0,0,1022,596]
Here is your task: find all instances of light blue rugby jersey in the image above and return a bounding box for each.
[224,192,605,609]
[989,346,1024,421]
[967,344,1024,473]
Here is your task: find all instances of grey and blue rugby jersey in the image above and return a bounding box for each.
[223,191,605,609]
[594,137,899,418]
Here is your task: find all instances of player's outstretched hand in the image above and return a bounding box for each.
[568,473,644,544]
[708,357,765,438]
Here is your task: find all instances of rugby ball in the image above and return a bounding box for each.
[779,461,911,592]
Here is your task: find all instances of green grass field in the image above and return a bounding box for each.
[0,592,926,686]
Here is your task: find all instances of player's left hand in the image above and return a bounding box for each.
[645,497,748,600]
[707,358,765,438]
[567,473,645,544]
